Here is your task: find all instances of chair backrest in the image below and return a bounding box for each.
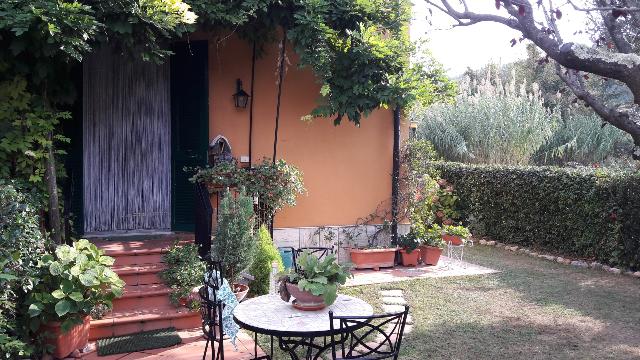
[293,246,334,271]
[194,182,213,261]
[204,260,224,293]
[329,305,409,360]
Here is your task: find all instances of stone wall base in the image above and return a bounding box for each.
[273,224,410,264]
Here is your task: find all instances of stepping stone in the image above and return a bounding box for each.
[403,324,413,334]
[379,290,404,297]
[382,304,405,314]
[382,297,407,305]
[405,315,414,325]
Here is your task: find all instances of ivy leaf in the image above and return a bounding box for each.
[69,292,84,302]
[55,300,72,317]
[28,303,42,317]
[52,289,66,299]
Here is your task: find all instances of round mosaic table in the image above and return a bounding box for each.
[233,294,373,360]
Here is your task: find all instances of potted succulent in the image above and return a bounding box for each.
[442,224,471,246]
[26,240,125,359]
[348,222,398,271]
[212,187,256,301]
[420,225,446,266]
[394,229,421,267]
[278,251,351,310]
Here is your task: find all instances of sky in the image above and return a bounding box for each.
[411,1,591,77]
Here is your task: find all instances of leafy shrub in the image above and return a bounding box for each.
[0,181,48,358]
[159,242,205,310]
[213,188,256,282]
[26,240,125,332]
[248,225,283,296]
[413,70,557,165]
[280,252,351,306]
[435,162,640,269]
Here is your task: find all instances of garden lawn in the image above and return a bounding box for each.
[260,246,640,359]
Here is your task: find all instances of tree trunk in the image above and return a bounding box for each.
[45,132,62,244]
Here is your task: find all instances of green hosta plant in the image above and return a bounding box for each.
[26,240,125,332]
[281,251,351,306]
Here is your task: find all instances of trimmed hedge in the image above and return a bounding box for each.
[435,163,640,270]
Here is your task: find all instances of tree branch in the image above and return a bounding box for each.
[566,0,640,12]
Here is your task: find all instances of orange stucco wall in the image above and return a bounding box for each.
[197,31,406,228]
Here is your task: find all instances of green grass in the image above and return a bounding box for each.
[257,246,640,359]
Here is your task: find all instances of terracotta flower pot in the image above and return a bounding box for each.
[285,282,326,310]
[233,283,250,302]
[420,245,443,266]
[349,248,397,271]
[40,315,90,359]
[400,249,420,267]
[443,234,463,246]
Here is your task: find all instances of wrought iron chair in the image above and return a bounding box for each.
[200,261,225,360]
[329,305,409,360]
[292,246,334,272]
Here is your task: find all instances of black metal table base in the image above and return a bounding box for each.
[252,333,347,360]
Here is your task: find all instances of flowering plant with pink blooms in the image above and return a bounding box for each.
[410,176,461,228]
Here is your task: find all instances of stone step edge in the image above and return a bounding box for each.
[90,308,199,328]
[99,240,192,257]
[119,286,171,299]
[112,263,166,276]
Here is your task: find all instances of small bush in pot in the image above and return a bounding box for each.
[159,242,205,310]
[248,225,284,296]
[213,187,256,299]
[26,239,125,358]
[278,251,351,309]
[420,225,446,266]
[394,229,421,266]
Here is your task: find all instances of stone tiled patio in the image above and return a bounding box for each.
[82,328,264,360]
[345,256,498,287]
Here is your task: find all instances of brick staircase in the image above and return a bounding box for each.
[89,234,201,341]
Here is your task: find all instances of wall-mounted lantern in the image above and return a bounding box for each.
[233,79,250,109]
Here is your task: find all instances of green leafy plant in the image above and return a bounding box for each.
[411,177,461,229]
[442,225,471,238]
[281,251,351,306]
[394,230,421,253]
[213,188,256,283]
[419,224,446,249]
[191,158,306,227]
[159,242,205,310]
[26,240,125,332]
[0,181,48,358]
[248,225,284,296]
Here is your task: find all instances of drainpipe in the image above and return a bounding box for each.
[248,41,256,166]
[391,105,401,243]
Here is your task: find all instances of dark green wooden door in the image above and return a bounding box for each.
[171,41,209,231]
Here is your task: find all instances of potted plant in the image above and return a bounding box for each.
[26,240,125,359]
[420,225,446,266]
[394,229,421,267]
[212,187,256,301]
[348,222,398,271]
[441,224,471,246]
[159,242,206,310]
[277,251,351,310]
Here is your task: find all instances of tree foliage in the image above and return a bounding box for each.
[414,70,558,165]
[425,0,640,159]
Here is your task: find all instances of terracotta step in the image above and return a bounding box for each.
[92,237,193,267]
[89,307,201,341]
[112,284,175,312]
[113,263,166,286]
